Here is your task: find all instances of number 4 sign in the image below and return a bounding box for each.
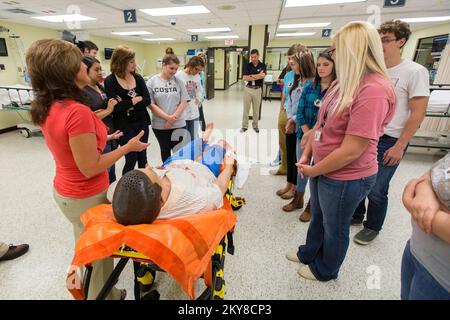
[322,29,332,38]
[124,10,137,23]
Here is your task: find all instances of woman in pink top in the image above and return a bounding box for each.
[26,39,148,299]
[285,22,397,281]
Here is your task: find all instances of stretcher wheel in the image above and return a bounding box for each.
[20,128,31,138]
[230,196,246,211]
[213,276,225,300]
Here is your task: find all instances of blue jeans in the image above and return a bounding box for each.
[401,240,450,300]
[296,138,308,193]
[185,117,200,143]
[298,174,377,281]
[163,138,225,177]
[353,135,405,231]
[103,142,116,183]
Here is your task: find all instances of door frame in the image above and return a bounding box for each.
[206,47,215,100]
[209,46,249,91]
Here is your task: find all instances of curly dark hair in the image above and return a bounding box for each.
[26,39,89,125]
[378,20,411,47]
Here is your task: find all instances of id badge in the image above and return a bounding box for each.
[252,81,255,86]
[314,130,322,142]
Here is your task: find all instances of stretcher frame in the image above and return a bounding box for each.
[82,231,235,300]
[77,179,244,301]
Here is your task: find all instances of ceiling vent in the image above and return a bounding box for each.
[4,8,36,15]
[2,1,21,5]
[217,5,236,10]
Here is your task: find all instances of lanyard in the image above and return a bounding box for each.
[320,107,329,128]
[320,91,334,129]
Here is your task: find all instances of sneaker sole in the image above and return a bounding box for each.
[286,255,301,263]
[353,237,373,245]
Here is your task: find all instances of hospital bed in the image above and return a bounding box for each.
[0,85,40,138]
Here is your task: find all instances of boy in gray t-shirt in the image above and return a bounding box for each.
[146,75,189,130]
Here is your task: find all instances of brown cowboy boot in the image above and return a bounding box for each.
[299,200,311,222]
[283,192,304,212]
[276,184,291,196]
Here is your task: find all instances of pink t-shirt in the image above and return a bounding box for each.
[312,73,396,180]
[40,99,109,198]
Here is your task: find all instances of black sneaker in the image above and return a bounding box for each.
[353,228,379,245]
[253,128,259,133]
[351,218,364,226]
[240,128,248,133]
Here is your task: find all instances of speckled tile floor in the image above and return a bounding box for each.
[0,83,446,300]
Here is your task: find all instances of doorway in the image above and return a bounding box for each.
[211,46,248,91]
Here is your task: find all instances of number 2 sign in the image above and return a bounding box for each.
[124,10,137,23]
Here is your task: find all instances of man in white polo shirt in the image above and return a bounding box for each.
[353,19,430,245]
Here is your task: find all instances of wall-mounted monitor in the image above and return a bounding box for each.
[61,30,76,44]
[0,38,8,57]
[104,48,114,60]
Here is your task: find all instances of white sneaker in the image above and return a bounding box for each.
[270,160,281,167]
[297,265,317,281]
[286,249,300,263]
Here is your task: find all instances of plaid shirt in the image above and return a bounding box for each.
[296,81,329,139]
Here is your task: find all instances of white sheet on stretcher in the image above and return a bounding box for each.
[0,84,33,106]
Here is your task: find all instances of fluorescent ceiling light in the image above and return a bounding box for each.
[279,22,331,29]
[111,31,152,36]
[188,27,231,33]
[143,38,176,41]
[399,16,450,23]
[140,5,210,16]
[32,14,96,22]
[286,0,366,7]
[276,32,316,37]
[205,35,239,39]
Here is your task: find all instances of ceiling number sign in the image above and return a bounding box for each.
[124,10,137,23]
[322,29,332,38]
[383,0,406,7]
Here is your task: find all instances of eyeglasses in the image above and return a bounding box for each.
[381,37,397,44]
[327,48,336,56]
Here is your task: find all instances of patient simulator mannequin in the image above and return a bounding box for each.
[111,124,236,225]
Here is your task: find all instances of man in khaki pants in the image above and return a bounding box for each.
[241,49,266,133]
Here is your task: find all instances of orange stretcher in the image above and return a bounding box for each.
[66,195,240,300]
